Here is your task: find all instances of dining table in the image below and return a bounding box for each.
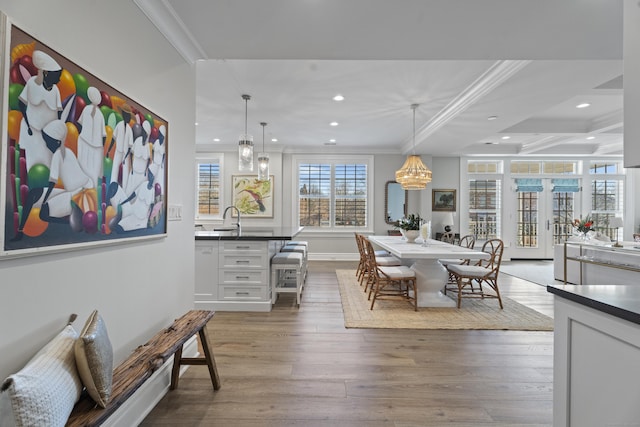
[367,235,490,307]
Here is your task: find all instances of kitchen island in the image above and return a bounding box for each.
[195,227,303,312]
[547,284,640,426]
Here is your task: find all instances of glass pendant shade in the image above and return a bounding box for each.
[395,155,432,189]
[257,121,269,181]
[238,134,254,171]
[238,94,254,171]
[395,104,432,190]
[257,153,269,181]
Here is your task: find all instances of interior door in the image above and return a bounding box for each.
[510,179,579,259]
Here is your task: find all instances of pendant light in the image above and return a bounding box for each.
[258,122,270,181]
[238,94,254,171]
[395,104,432,190]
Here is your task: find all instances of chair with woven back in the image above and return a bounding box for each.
[444,238,504,309]
[355,233,401,293]
[363,237,417,311]
[439,234,476,285]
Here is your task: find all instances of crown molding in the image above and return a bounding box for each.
[134,0,207,64]
[402,60,531,153]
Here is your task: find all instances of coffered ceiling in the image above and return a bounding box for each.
[135,0,623,157]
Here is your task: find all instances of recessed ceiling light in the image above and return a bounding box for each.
[586,136,596,140]
[195,122,199,126]
[213,138,220,142]
[330,121,339,126]
[576,103,591,109]
[501,136,511,140]
[271,138,278,142]
[333,94,344,101]
[487,115,498,120]
[329,138,336,142]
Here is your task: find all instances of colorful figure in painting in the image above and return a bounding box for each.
[17,50,62,172]
[106,171,155,232]
[148,124,165,194]
[13,120,93,240]
[107,103,133,185]
[124,121,150,197]
[77,86,106,187]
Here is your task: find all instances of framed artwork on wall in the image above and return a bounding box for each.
[432,189,456,212]
[231,175,274,218]
[1,22,168,257]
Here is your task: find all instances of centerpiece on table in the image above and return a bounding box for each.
[396,213,424,243]
[573,216,595,240]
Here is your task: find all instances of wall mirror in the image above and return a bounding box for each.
[385,181,407,224]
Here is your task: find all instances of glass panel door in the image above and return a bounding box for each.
[511,179,578,258]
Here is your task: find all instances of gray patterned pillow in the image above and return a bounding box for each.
[74,310,114,408]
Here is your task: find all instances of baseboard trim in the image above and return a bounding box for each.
[308,253,359,262]
[102,336,199,427]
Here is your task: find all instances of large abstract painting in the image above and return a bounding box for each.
[1,23,168,257]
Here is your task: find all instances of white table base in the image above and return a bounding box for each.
[410,259,456,307]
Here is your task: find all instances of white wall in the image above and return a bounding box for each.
[0,1,196,378]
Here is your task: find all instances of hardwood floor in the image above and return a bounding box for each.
[142,261,555,426]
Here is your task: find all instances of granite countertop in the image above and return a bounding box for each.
[195,226,303,241]
[547,284,640,326]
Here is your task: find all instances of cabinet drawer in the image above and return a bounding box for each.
[218,285,268,301]
[220,241,266,252]
[220,269,267,284]
[220,254,267,268]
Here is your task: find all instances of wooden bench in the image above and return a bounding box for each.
[66,310,220,426]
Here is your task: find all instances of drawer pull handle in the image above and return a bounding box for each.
[235,292,250,295]
[235,260,250,263]
[236,276,250,279]
[235,246,251,249]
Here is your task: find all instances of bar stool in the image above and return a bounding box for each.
[271,252,305,307]
[281,244,308,280]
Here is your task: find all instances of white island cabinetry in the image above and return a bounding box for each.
[195,240,219,303]
[548,285,640,426]
[195,227,302,312]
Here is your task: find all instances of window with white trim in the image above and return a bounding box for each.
[466,160,503,240]
[295,155,373,230]
[589,161,624,239]
[195,154,223,219]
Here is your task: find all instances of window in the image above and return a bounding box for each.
[295,155,372,230]
[468,179,502,240]
[196,155,222,219]
[589,161,624,240]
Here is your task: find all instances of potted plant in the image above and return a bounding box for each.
[396,213,423,243]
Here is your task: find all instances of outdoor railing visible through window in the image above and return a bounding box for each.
[468,179,501,240]
[590,161,624,240]
[298,162,368,229]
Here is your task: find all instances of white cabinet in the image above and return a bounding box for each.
[551,289,640,426]
[218,240,269,306]
[195,240,218,302]
[195,239,283,312]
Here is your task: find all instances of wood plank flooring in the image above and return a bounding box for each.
[141,261,555,426]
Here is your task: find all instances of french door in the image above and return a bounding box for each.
[510,178,579,259]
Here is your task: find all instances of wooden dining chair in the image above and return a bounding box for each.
[363,238,417,311]
[439,234,476,285]
[444,238,504,309]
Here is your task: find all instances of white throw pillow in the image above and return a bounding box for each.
[0,325,82,427]
[75,310,114,408]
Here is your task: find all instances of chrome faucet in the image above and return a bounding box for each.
[223,205,241,233]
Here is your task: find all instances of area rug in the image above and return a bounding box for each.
[336,270,553,331]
